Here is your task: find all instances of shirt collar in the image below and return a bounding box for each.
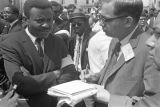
[10,19,18,27]
[120,25,138,47]
[77,33,84,40]
[25,27,37,44]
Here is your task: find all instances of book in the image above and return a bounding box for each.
[47,80,97,106]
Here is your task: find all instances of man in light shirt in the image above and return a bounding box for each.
[88,30,112,73]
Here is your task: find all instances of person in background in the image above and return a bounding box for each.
[68,8,91,73]
[50,1,70,47]
[50,1,63,33]
[139,9,149,31]
[2,5,23,34]
[145,8,160,76]
[0,0,79,107]
[139,9,153,34]
[87,30,112,74]
[67,4,76,16]
[0,18,8,34]
[87,5,112,75]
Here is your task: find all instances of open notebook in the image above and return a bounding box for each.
[47,80,97,106]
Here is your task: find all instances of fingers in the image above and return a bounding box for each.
[10,93,19,101]
[8,93,19,107]
[53,70,61,78]
[3,90,14,100]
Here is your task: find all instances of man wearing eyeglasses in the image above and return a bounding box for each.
[84,0,160,107]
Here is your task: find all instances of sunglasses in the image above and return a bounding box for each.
[72,22,84,27]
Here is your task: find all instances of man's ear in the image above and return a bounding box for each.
[124,16,133,27]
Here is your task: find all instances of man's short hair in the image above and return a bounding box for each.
[23,0,52,18]
[102,0,143,23]
[67,4,76,10]
[50,1,63,13]
[5,5,19,16]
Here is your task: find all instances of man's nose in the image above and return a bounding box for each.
[41,22,50,28]
[75,24,79,28]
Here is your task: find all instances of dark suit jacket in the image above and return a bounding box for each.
[0,19,7,34]
[1,19,23,35]
[95,27,160,107]
[0,30,78,107]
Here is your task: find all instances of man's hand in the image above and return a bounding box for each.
[93,84,110,104]
[53,70,61,79]
[84,71,100,83]
[0,90,19,107]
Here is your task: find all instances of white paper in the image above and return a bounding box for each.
[47,80,97,107]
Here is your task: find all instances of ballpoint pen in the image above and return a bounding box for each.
[10,84,17,98]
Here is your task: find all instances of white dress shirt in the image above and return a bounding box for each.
[88,30,112,73]
[25,27,44,52]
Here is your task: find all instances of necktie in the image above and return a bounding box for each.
[99,40,121,85]
[106,42,121,72]
[36,38,44,57]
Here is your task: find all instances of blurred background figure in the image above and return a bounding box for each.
[1,5,23,34]
[50,1,64,33]
[67,4,76,16]
[139,9,150,32]
[50,1,71,48]
[68,8,91,73]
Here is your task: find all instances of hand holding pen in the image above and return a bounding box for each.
[10,85,18,98]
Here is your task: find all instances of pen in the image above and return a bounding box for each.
[10,84,17,98]
[18,98,29,101]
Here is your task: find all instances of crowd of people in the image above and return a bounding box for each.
[0,0,160,107]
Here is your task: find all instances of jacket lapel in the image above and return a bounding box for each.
[101,27,143,85]
[98,38,119,84]
[21,30,44,74]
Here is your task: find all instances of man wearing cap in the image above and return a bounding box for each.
[68,8,91,73]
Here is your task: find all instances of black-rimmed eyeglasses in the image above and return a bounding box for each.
[99,14,127,24]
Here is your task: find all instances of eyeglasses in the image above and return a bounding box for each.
[99,14,127,24]
[3,11,14,15]
[72,22,84,27]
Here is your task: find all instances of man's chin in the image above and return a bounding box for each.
[39,32,50,38]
